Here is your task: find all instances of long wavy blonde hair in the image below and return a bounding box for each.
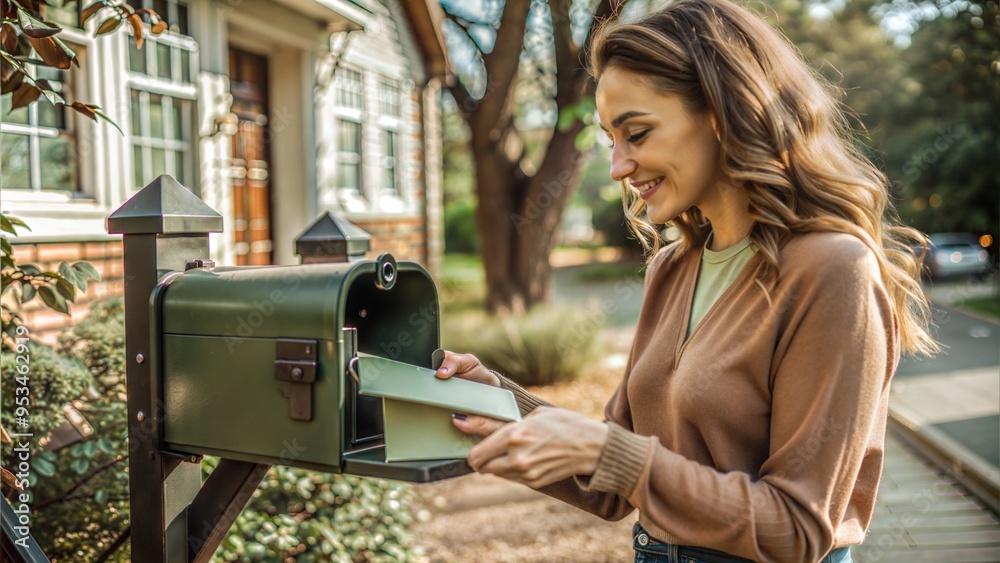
[589,0,936,355]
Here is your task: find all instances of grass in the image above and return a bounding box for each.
[956,296,1000,321]
[573,260,646,282]
[438,253,486,314]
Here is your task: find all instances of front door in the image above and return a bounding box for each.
[228,47,273,265]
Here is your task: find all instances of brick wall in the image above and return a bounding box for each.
[351,216,427,265]
[10,240,125,345]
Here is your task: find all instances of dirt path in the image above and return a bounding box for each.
[410,328,639,562]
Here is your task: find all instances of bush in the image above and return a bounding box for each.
[592,197,644,255]
[444,198,480,254]
[0,339,115,562]
[441,305,605,387]
[214,463,416,562]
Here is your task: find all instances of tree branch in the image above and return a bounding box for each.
[475,0,533,127]
[94,525,130,563]
[34,455,126,510]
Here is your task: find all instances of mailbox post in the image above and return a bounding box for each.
[107,176,270,562]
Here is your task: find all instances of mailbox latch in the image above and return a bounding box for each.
[275,339,318,421]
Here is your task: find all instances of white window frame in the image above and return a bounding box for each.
[328,67,417,217]
[1,75,77,193]
[332,66,366,212]
[126,10,198,191]
[1,28,103,232]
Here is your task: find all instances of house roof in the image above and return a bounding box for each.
[399,0,451,78]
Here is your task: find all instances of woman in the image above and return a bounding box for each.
[435,1,936,561]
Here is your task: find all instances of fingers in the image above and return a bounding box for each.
[435,351,500,386]
[452,414,508,438]
[435,351,481,379]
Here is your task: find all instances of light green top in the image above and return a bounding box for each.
[687,234,758,337]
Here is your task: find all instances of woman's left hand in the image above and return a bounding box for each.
[453,407,610,489]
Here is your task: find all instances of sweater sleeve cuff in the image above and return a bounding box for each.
[494,371,551,417]
[578,422,655,497]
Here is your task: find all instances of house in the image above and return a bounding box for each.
[2,0,449,340]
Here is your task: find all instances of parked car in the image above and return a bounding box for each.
[922,233,991,279]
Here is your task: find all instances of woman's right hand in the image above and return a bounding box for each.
[434,350,501,387]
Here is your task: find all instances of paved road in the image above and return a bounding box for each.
[896,278,999,469]
[897,304,1000,378]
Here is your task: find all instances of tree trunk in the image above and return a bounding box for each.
[473,122,588,313]
[445,0,624,314]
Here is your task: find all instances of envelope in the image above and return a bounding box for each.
[355,353,522,462]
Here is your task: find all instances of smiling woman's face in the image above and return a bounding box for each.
[596,66,725,225]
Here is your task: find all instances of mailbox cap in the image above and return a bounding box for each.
[295,212,371,261]
[107,175,223,235]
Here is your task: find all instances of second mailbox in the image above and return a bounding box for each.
[151,255,471,482]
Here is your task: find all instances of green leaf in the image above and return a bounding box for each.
[20,282,35,303]
[71,458,88,474]
[69,101,97,123]
[10,82,42,109]
[17,7,63,38]
[80,2,105,27]
[27,35,76,70]
[91,106,124,135]
[59,261,80,286]
[1,237,11,258]
[73,261,101,282]
[574,125,597,152]
[33,458,55,477]
[1,68,25,96]
[94,489,108,504]
[55,277,77,301]
[0,215,29,234]
[19,264,41,277]
[96,17,122,36]
[38,285,69,314]
[97,437,114,453]
[557,107,577,132]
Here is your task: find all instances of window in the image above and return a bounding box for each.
[41,0,81,28]
[377,78,402,202]
[128,0,190,35]
[0,66,77,192]
[332,67,365,210]
[382,129,398,197]
[130,91,191,188]
[335,68,364,111]
[336,120,362,194]
[378,78,401,118]
[329,69,409,213]
[126,0,196,189]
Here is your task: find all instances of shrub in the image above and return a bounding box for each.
[592,197,644,255]
[0,340,116,561]
[443,198,480,254]
[441,305,605,386]
[214,462,416,562]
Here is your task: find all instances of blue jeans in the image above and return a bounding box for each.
[632,523,853,563]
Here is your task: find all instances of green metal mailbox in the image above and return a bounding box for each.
[152,253,472,483]
[110,176,478,561]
